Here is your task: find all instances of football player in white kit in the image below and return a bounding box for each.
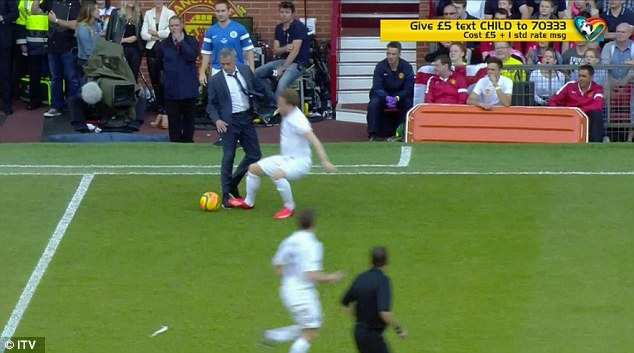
[262,208,345,353]
[228,89,337,220]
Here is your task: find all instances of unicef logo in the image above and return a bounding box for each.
[230,31,238,38]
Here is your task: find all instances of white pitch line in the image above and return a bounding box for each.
[0,164,394,169]
[1,171,634,176]
[0,174,94,353]
[397,146,412,167]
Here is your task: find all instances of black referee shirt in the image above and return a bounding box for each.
[341,268,391,332]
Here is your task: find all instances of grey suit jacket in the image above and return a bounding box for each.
[206,64,272,124]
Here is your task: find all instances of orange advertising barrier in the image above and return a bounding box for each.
[406,104,589,144]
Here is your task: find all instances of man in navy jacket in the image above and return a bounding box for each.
[366,41,414,141]
[158,15,200,143]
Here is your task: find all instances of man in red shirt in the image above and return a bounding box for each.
[424,55,468,104]
[548,64,605,142]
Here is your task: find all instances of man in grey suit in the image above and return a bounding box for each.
[207,48,275,208]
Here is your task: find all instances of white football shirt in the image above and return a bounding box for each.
[280,107,312,160]
[472,75,513,106]
[272,230,324,294]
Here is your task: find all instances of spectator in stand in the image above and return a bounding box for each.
[33,0,81,119]
[529,48,566,105]
[141,0,176,129]
[452,0,478,62]
[548,64,605,142]
[96,0,115,36]
[453,0,479,18]
[106,0,144,81]
[449,42,468,66]
[531,0,559,18]
[425,55,468,104]
[424,4,459,63]
[366,41,414,142]
[484,0,531,19]
[597,0,634,12]
[526,41,563,64]
[76,2,102,83]
[493,41,527,81]
[562,40,591,66]
[600,22,634,83]
[571,48,609,86]
[601,0,634,41]
[526,0,567,18]
[562,0,599,18]
[480,9,524,62]
[468,56,513,109]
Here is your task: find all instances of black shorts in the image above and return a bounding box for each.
[355,327,389,353]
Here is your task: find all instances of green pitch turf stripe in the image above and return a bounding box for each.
[0,174,94,353]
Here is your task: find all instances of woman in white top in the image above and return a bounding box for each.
[141,1,176,129]
[529,48,565,106]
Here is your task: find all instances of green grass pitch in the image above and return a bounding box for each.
[1,142,634,353]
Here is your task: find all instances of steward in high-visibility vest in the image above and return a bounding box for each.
[25,1,48,56]
[16,0,33,46]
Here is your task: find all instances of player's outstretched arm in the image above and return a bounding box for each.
[304,131,337,173]
[307,270,345,284]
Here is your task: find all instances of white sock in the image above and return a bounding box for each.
[244,172,261,207]
[274,178,295,209]
[264,325,301,343]
[289,337,311,353]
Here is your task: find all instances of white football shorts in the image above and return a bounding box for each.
[257,155,312,181]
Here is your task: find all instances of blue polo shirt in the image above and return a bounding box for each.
[601,6,634,34]
[609,40,634,79]
[201,20,254,70]
[274,19,310,66]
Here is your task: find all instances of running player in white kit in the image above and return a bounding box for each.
[262,208,345,353]
[228,89,337,220]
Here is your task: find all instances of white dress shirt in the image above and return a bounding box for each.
[223,69,250,113]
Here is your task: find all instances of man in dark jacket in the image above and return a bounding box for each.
[158,15,199,143]
[207,47,274,208]
[0,0,18,116]
[366,41,414,141]
[32,0,81,118]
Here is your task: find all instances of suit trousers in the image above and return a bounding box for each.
[220,111,262,202]
[0,45,13,111]
[587,110,605,143]
[27,54,47,106]
[146,44,165,113]
[165,98,195,142]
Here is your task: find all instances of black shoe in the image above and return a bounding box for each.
[26,103,42,111]
[213,137,223,147]
[229,188,241,200]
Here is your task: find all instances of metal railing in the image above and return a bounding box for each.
[499,64,634,142]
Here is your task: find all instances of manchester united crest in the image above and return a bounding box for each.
[450,79,456,85]
[168,0,247,57]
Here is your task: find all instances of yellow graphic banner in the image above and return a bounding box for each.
[380,20,587,42]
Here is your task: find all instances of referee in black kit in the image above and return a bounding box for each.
[341,246,407,353]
